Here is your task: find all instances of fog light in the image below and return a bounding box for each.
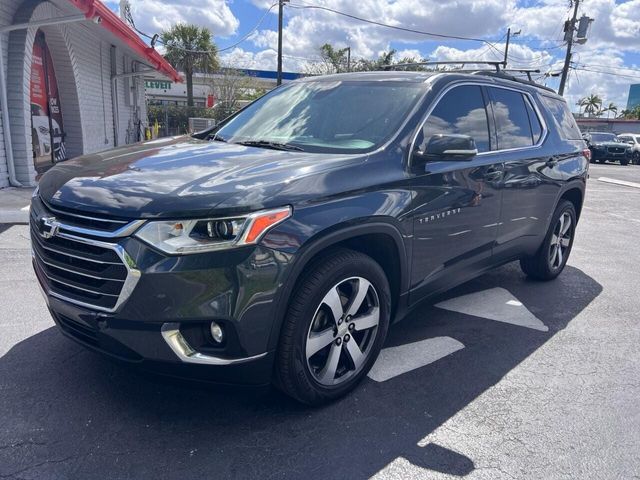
[210,321,224,343]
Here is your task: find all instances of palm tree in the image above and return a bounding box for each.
[576,97,587,116]
[581,94,602,118]
[162,24,219,106]
[599,102,618,119]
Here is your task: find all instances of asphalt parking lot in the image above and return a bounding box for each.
[1,163,639,480]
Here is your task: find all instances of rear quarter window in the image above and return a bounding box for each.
[539,95,582,140]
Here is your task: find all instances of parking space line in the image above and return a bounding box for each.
[598,177,640,190]
[435,287,548,332]
[368,336,464,382]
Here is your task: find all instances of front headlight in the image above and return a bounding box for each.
[134,206,292,255]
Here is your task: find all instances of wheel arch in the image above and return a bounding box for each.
[266,222,409,352]
[559,185,584,220]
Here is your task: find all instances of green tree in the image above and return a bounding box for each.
[161,24,219,106]
[305,44,427,75]
[628,105,640,120]
[580,94,603,117]
[618,109,631,119]
[603,102,618,119]
[319,43,351,73]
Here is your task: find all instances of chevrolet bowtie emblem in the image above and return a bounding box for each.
[39,216,60,239]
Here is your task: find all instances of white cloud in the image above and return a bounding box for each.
[125,0,239,37]
[511,0,640,52]
[431,43,555,71]
[248,0,516,69]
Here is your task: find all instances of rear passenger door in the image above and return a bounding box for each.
[487,86,563,259]
[409,84,504,301]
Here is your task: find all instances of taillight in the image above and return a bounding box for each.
[582,148,591,162]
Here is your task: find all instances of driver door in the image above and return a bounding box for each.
[409,84,504,302]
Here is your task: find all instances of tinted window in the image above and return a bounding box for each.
[489,88,534,149]
[216,81,426,153]
[525,97,543,143]
[590,133,616,142]
[417,85,490,153]
[540,95,583,140]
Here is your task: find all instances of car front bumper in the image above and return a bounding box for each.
[590,148,631,161]
[44,294,276,385]
[31,201,294,385]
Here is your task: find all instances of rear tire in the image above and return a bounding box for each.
[633,152,640,165]
[520,200,577,281]
[274,248,391,405]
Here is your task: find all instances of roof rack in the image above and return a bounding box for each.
[382,60,555,92]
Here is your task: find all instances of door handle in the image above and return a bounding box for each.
[546,157,558,168]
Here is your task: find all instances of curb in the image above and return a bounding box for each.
[0,210,29,224]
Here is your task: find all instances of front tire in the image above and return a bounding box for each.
[520,200,577,281]
[621,158,630,166]
[274,249,390,405]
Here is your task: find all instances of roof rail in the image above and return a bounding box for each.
[381,60,556,93]
[473,70,557,93]
[383,60,504,72]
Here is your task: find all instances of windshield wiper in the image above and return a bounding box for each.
[209,133,227,142]
[234,140,304,152]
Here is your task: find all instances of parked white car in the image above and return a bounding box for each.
[617,133,640,165]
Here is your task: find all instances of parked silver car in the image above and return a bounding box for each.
[617,133,640,165]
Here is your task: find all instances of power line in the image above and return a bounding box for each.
[573,61,640,74]
[287,1,501,47]
[571,66,640,81]
[126,3,278,55]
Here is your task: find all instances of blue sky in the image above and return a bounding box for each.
[106,0,640,111]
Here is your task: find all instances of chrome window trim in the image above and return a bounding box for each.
[408,80,549,164]
[161,323,268,365]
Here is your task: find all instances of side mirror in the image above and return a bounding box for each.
[414,134,478,163]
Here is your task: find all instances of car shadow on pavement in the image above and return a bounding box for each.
[0,263,602,480]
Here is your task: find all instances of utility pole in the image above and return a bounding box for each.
[276,0,289,86]
[502,28,520,70]
[346,47,351,72]
[503,27,511,69]
[559,0,580,96]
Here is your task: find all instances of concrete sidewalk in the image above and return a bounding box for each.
[0,187,34,224]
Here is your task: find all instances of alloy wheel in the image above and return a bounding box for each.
[305,277,380,386]
[549,211,572,270]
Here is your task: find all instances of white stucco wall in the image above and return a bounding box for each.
[0,0,151,189]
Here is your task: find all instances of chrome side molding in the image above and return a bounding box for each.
[160,323,268,366]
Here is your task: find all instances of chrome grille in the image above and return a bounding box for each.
[30,197,142,312]
[40,198,131,233]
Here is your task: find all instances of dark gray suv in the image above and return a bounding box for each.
[32,71,589,404]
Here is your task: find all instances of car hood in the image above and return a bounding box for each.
[39,136,368,219]
[591,141,628,148]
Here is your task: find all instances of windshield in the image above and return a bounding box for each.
[214,80,426,153]
[590,133,617,142]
